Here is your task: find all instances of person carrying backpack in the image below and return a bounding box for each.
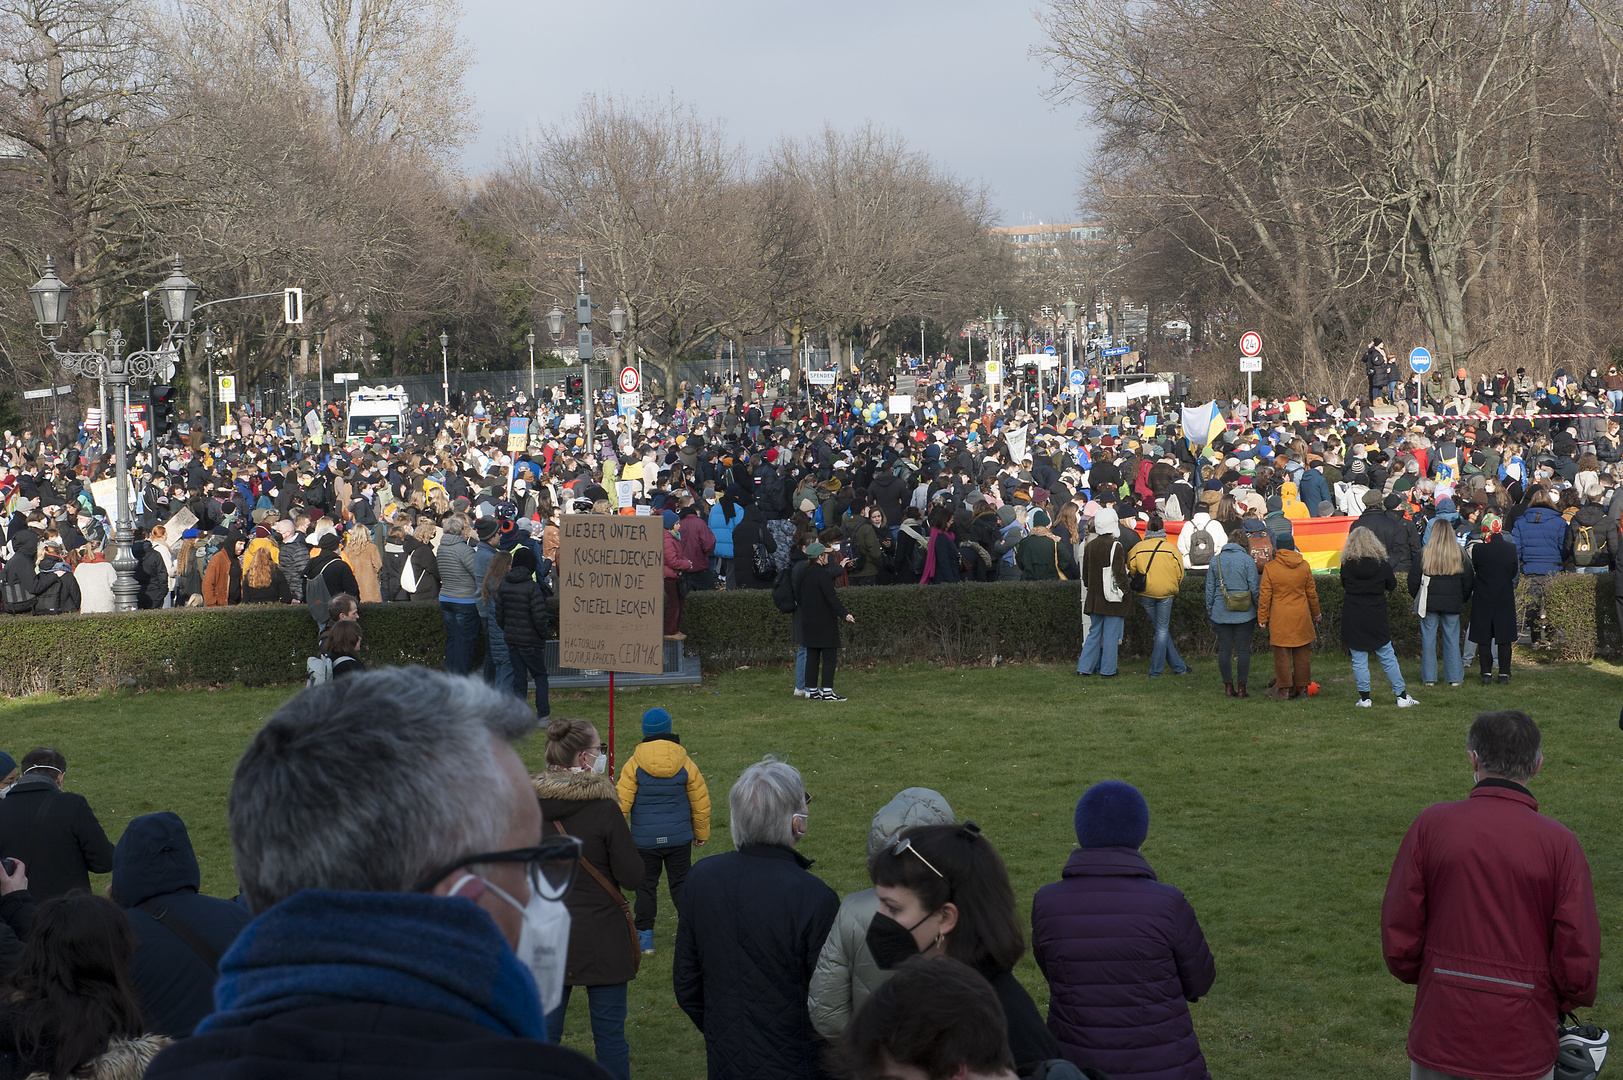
[0,530,45,614]
[1566,495,1616,573]
[31,542,81,616]
[615,708,710,956]
[1176,499,1225,570]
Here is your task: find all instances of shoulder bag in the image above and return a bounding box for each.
[552,820,641,975]
[1129,540,1162,594]
[1099,542,1125,603]
[1215,553,1253,612]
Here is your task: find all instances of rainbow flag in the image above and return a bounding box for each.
[1159,516,1355,572]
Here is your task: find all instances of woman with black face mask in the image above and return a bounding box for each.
[863,823,1060,1075]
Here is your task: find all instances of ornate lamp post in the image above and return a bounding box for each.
[525,329,536,399]
[28,254,197,611]
[1062,297,1079,406]
[548,258,599,449]
[439,330,450,407]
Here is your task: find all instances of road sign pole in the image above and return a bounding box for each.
[1247,371,1253,424]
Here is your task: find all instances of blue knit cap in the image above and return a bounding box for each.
[642,708,672,736]
[1074,781,1149,849]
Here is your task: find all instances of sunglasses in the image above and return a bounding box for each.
[413,834,583,900]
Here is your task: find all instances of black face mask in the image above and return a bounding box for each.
[865,910,932,970]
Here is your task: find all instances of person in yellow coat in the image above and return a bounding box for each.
[1278,480,1310,521]
[616,707,711,955]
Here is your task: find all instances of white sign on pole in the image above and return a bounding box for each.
[1239,330,1263,357]
[887,395,913,415]
[304,409,322,438]
[618,392,641,411]
[22,388,52,400]
[1104,392,1130,408]
[984,360,1003,384]
[615,480,638,507]
[561,413,581,429]
[1240,356,1262,373]
[807,370,837,387]
[1125,380,1171,400]
[619,367,639,394]
[55,386,73,395]
[217,375,237,402]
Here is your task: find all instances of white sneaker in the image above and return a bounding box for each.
[1396,693,1420,708]
[793,688,810,698]
[1355,697,1373,708]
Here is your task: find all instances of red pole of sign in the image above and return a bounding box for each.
[607,671,615,772]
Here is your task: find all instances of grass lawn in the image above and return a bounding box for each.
[4,652,1622,1078]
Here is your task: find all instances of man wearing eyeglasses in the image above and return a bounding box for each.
[145,667,611,1080]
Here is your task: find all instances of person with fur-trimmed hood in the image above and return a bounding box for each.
[533,718,643,1080]
[615,708,711,956]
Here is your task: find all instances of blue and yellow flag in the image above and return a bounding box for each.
[1180,401,1226,446]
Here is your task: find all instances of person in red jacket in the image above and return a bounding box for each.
[662,510,696,641]
[1381,710,1600,1080]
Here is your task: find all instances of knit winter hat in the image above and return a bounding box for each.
[1074,781,1149,849]
[642,708,673,736]
[1092,507,1119,536]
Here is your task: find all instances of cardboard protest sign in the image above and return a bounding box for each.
[556,515,664,673]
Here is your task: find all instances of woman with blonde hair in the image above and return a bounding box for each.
[241,544,291,604]
[1339,527,1418,707]
[342,526,384,603]
[1409,524,1473,687]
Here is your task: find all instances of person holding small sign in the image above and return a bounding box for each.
[795,542,856,701]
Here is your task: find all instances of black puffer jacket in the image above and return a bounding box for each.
[492,566,549,651]
[278,535,308,603]
[0,531,43,613]
[674,844,840,1080]
[868,471,908,526]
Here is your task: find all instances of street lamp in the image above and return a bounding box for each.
[439,330,449,407]
[608,301,629,391]
[1062,297,1079,410]
[525,329,536,399]
[201,326,216,433]
[27,253,199,611]
[314,328,324,417]
[992,308,1007,407]
[547,258,598,450]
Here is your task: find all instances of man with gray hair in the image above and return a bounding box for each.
[674,756,839,1080]
[1381,710,1600,1080]
[146,667,609,1080]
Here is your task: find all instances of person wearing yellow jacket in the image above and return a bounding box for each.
[1128,513,1191,676]
[616,707,711,955]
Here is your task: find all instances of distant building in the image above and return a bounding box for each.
[989,222,1110,260]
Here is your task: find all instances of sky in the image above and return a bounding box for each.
[459,0,1091,227]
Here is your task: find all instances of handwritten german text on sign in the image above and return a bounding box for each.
[557,515,664,673]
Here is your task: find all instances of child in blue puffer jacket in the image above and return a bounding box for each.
[615,708,711,955]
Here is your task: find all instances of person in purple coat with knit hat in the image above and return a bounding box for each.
[1031,781,1216,1080]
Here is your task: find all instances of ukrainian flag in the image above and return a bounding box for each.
[1180,401,1226,446]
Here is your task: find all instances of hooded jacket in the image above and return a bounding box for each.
[492,565,549,652]
[806,789,954,1038]
[202,538,244,607]
[1566,503,1617,569]
[111,812,252,1037]
[867,471,907,526]
[1257,549,1319,647]
[532,772,643,987]
[1033,847,1216,1080]
[0,531,43,614]
[615,735,711,849]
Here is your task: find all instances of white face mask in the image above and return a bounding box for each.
[449,873,571,1014]
[588,749,608,775]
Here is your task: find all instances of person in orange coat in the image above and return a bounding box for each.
[201,531,246,607]
[1256,535,1319,698]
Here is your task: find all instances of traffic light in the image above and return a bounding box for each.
[566,375,583,402]
[149,385,178,438]
[1024,365,1039,383]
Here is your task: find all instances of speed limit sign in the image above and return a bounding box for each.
[1239,330,1262,357]
[619,367,639,394]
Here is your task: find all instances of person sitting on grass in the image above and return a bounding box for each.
[615,708,711,956]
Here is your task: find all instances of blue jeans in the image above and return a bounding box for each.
[545,982,629,1080]
[439,601,481,675]
[1077,614,1124,675]
[1609,390,1622,414]
[1419,612,1463,684]
[795,645,807,691]
[1140,596,1189,675]
[480,611,513,690]
[510,645,550,717]
[1350,642,1406,696]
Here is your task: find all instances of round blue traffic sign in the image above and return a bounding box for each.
[1069,369,1085,388]
[1044,345,1057,355]
[1409,346,1432,374]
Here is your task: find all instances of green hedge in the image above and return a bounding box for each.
[681,573,1623,670]
[0,601,447,697]
[2,573,1615,697]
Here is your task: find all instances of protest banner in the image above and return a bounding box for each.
[556,515,664,674]
[507,416,529,452]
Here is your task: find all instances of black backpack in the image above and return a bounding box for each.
[1187,527,1216,568]
[34,568,79,615]
[771,562,802,614]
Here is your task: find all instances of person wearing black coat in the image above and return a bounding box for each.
[134,538,170,609]
[110,812,251,1038]
[673,759,839,1080]
[0,530,44,613]
[1353,493,1416,573]
[1409,528,1474,687]
[493,547,551,719]
[1339,529,1417,707]
[726,504,775,589]
[793,543,853,701]
[305,536,360,601]
[1469,520,1520,684]
[0,752,115,901]
[0,862,35,983]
